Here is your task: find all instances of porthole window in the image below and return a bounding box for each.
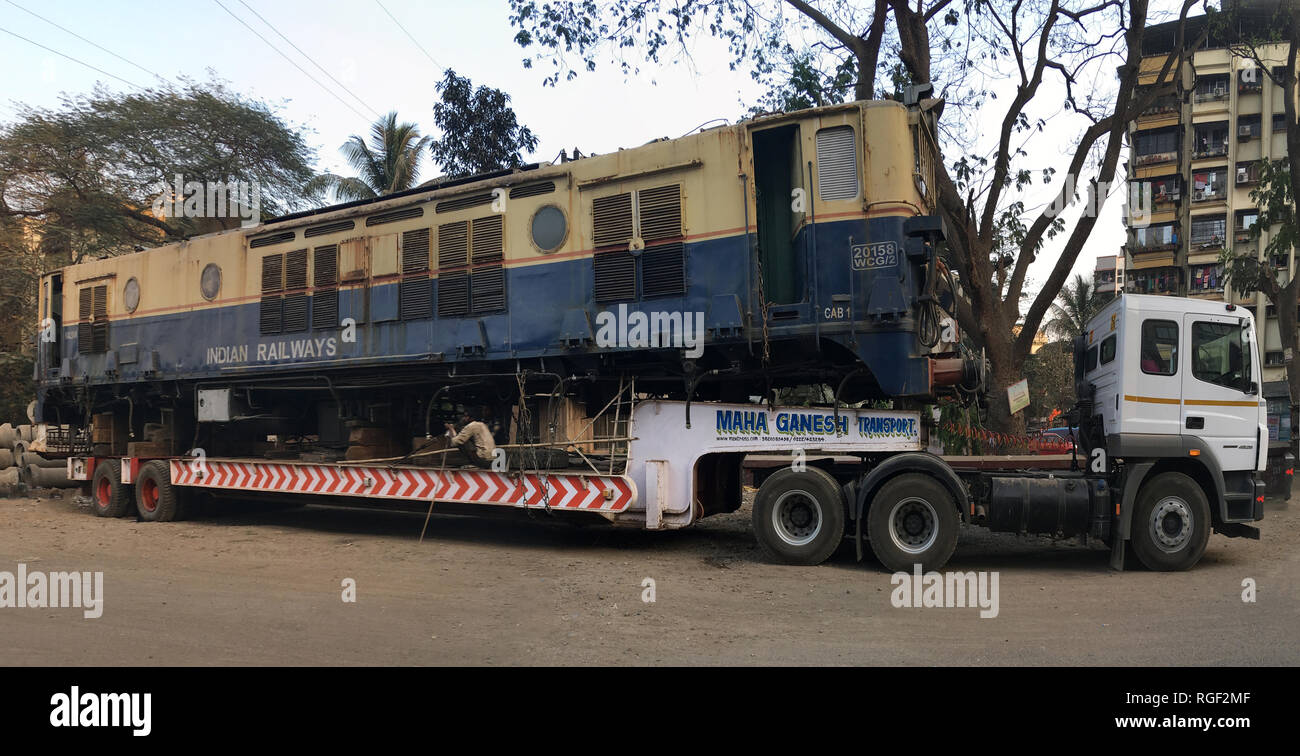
[123,277,140,313]
[531,205,568,253]
[200,263,222,300]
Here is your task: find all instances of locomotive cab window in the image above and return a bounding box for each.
[1140,319,1178,376]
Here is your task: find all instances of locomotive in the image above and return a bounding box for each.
[34,92,976,463]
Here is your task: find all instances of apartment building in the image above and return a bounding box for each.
[1125,8,1296,380]
[1093,253,1125,298]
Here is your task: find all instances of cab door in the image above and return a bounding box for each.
[1180,313,1260,471]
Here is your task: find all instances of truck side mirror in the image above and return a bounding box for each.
[1247,381,1259,396]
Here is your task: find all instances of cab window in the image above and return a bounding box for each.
[1140,319,1178,375]
[1084,345,1098,372]
[1100,334,1116,364]
[1192,321,1250,391]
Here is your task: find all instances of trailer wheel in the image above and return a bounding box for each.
[91,459,131,518]
[1130,472,1210,571]
[135,460,182,522]
[867,473,959,573]
[752,467,846,565]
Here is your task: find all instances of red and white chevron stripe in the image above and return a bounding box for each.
[167,459,635,512]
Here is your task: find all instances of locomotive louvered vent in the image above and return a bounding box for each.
[437,221,470,317]
[471,215,505,314]
[282,249,309,332]
[593,251,637,303]
[249,231,296,248]
[815,126,859,201]
[508,182,555,199]
[312,245,339,329]
[77,285,109,354]
[471,215,503,263]
[402,228,431,273]
[260,253,284,334]
[638,184,683,241]
[365,206,424,226]
[400,227,433,320]
[592,192,634,247]
[304,219,356,238]
[436,193,494,213]
[641,242,686,298]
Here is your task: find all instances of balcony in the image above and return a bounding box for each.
[1194,88,1229,104]
[1192,144,1228,159]
[1192,186,1227,203]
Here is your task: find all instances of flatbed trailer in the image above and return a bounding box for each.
[59,297,1268,573]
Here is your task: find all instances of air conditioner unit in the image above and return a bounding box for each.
[1214,85,1227,96]
[1239,125,1253,139]
[1238,167,1251,183]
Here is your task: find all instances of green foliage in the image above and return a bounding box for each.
[429,70,539,179]
[1023,340,1074,421]
[307,112,432,202]
[0,78,318,261]
[1222,159,1295,297]
[1046,273,1107,342]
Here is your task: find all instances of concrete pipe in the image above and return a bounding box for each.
[0,467,19,487]
[0,449,13,469]
[24,464,78,489]
[20,452,64,469]
[12,440,28,458]
[17,424,34,442]
[0,424,16,450]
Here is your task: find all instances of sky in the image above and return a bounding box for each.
[0,0,1191,314]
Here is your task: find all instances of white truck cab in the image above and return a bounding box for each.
[1072,294,1266,569]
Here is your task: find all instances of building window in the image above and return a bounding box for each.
[1188,263,1223,293]
[1129,268,1180,295]
[1133,222,1178,251]
[1238,113,1262,140]
[1190,215,1227,248]
[1273,112,1288,133]
[1236,160,1261,186]
[1191,168,1227,202]
[1141,319,1178,376]
[1194,74,1230,102]
[1236,209,1260,243]
[1266,351,1286,367]
[1193,122,1229,158]
[1134,128,1179,165]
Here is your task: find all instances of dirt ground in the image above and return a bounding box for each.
[0,484,1295,666]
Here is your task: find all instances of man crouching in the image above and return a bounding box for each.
[445,409,496,469]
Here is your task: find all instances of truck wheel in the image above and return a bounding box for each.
[1130,472,1210,571]
[91,459,131,518]
[752,467,846,565]
[867,473,959,573]
[135,460,181,522]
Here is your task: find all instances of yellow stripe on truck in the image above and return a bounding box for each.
[1124,395,1262,408]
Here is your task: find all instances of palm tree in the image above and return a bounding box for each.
[307,112,431,203]
[1046,273,1108,342]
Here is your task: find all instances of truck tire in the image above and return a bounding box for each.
[91,459,131,518]
[1130,471,1210,571]
[867,473,959,573]
[752,467,846,565]
[135,460,182,522]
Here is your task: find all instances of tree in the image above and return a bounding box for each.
[1218,2,1300,464]
[0,216,38,422]
[307,112,432,202]
[1024,340,1075,424]
[506,0,1206,432]
[429,70,539,179]
[1046,273,1107,343]
[0,78,318,263]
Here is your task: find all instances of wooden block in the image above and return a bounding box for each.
[348,427,390,445]
[127,441,170,458]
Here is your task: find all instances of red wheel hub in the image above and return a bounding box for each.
[96,477,111,508]
[141,478,159,512]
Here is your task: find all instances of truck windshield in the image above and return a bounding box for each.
[1192,321,1249,392]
